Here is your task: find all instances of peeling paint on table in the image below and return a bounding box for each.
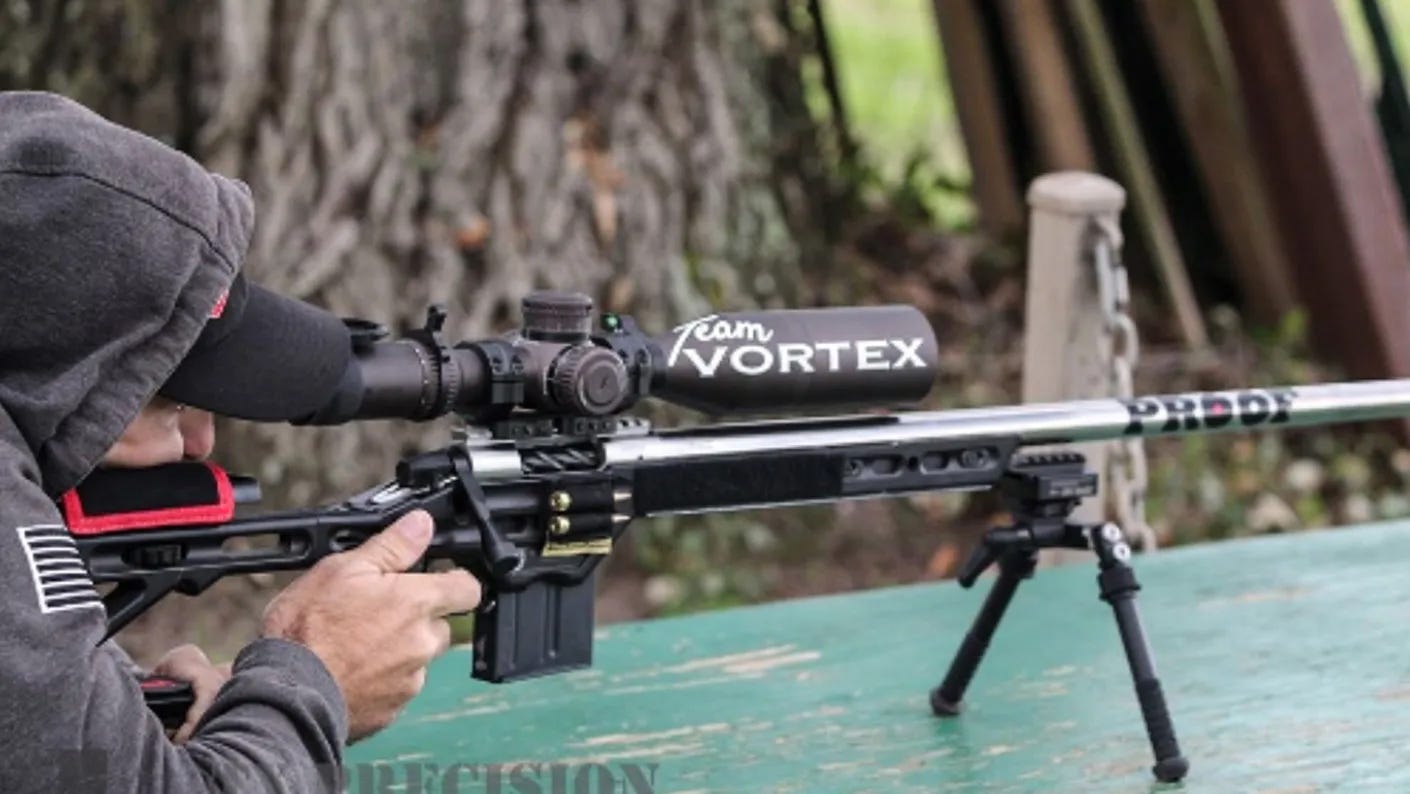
[348,520,1410,791]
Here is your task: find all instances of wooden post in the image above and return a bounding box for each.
[1067,0,1209,349]
[932,0,1026,237]
[1219,0,1410,403]
[999,0,1095,172]
[1023,172,1126,529]
[1138,0,1296,325]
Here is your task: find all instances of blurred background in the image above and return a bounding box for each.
[6,0,1410,664]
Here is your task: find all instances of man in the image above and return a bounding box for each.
[0,92,482,790]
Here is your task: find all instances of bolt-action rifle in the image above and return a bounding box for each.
[68,292,1410,782]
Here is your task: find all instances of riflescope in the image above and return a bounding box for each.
[301,292,940,428]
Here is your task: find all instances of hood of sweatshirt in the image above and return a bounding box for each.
[0,91,253,496]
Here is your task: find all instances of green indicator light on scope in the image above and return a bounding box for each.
[602,314,621,331]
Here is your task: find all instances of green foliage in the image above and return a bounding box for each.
[631,513,780,616]
[1337,0,1410,91]
[812,0,976,229]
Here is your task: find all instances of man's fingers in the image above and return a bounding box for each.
[346,510,434,574]
[407,569,483,617]
[174,672,225,744]
[152,644,230,744]
[153,644,211,679]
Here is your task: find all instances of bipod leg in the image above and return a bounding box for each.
[930,547,1039,716]
[1091,523,1189,783]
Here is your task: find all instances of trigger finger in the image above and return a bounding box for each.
[422,569,483,617]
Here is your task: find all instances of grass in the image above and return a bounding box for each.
[819,0,975,228]
[1339,0,1410,92]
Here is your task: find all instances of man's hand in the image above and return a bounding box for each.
[261,510,481,741]
[152,645,232,744]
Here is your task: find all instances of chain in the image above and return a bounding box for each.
[1091,218,1157,551]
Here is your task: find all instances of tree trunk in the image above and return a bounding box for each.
[2,0,832,659]
[3,0,831,500]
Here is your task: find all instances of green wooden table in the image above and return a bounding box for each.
[348,520,1410,792]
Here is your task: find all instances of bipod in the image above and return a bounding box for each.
[929,452,1189,783]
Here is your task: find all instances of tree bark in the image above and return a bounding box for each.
[3,0,831,503]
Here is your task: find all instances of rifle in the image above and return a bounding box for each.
[69,292,1410,782]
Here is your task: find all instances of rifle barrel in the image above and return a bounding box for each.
[465,379,1410,479]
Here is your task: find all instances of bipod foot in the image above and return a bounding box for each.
[933,454,1094,716]
[930,544,1039,716]
[1090,523,1189,783]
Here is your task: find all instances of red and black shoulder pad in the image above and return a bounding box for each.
[60,462,237,536]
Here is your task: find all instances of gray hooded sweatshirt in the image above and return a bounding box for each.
[0,92,347,791]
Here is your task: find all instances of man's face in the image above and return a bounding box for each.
[101,396,215,468]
